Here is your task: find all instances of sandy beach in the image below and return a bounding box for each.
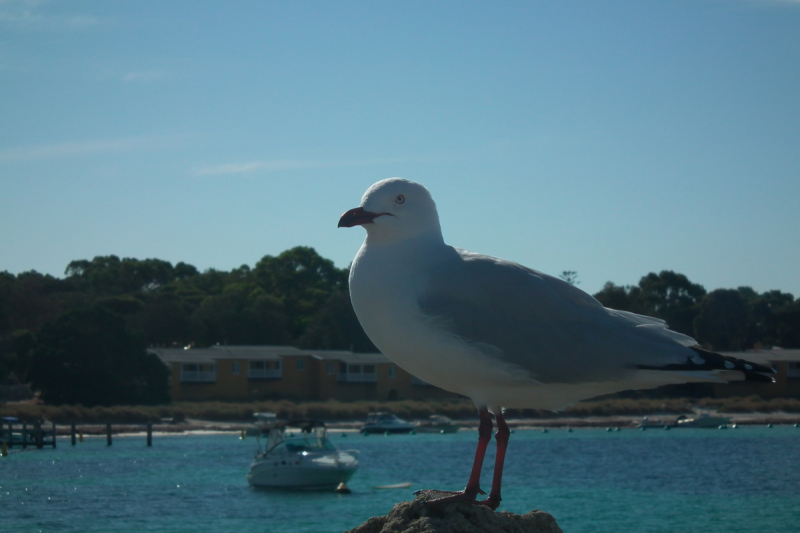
[52,411,800,438]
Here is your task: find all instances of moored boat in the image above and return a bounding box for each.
[675,413,732,428]
[413,414,462,433]
[246,419,359,490]
[360,412,415,434]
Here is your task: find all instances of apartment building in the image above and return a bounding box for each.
[150,345,461,402]
[715,348,800,398]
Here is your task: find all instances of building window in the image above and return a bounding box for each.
[180,363,216,383]
[326,363,335,375]
[231,362,240,375]
[248,360,282,380]
[389,365,396,378]
[340,362,347,374]
[338,364,377,383]
[296,359,305,370]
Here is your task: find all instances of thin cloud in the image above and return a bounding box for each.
[0,1,104,30]
[0,135,186,164]
[194,158,406,176]
[738,0,800,4]
[122,70,164,83]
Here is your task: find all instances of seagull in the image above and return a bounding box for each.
[338,177,774,510]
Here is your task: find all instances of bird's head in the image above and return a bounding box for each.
[338,178,442,244]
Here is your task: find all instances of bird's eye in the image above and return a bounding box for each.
[395,195,405,204]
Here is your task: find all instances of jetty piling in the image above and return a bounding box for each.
[3,420,162,450]
[1,418,56,450]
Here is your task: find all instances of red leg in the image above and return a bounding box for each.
[481,411,510,510]
[463,407,493,498]
[416,407,493,504]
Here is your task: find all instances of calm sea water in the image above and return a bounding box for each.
[2,426,799,533]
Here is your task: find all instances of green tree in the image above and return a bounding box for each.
[28,306,170,406]
[774,299,800,348]
[253,247,348,338]
[0,271,14,334]
[131,293,196,347]
[739,288,796,348]
[693,289,749,351]
[635,271,706,336]
[3,329,37,381]
[559,271,580,286]
[297,291,378,352]
[191,285,289,346]
[594,271,705,336]
[3,271,83,333]
[65,256,182,295]
[594,281,638,311]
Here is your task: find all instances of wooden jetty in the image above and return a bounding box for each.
[2,417,155,455]
[1,417,56,450]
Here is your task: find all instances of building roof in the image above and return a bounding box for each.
[150,345,391,365]
[151,345,306,363]
[308,350,390,364]
[721,348,800,364]
[153,346,800,367]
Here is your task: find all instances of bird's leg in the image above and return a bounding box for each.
[480,411,510,510]
[416,407,493,505]
[462,407,493,498]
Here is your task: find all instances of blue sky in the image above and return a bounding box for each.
[2,0,799,297]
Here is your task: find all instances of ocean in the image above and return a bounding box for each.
[2,425,799,532]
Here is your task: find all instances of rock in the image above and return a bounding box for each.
[345,491,562,533]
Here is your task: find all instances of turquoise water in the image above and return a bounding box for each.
[2,426,800,532]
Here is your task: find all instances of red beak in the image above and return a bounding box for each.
[338,207,379,228]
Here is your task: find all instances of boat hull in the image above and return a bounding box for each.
[413,425,461,434]
[360,426,414,434]
[676,417,731,428]
[246,455,358,490]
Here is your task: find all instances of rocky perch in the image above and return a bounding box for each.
[345,492,562,533]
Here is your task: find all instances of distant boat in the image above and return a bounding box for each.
[413,415,462,434]
[246,419,359,490]
[636,416,669,429]
[360,412,415,434]
[245,412,278,437]
[675,413,732,428]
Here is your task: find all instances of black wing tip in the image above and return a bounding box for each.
[743,372,775,383]
[637,345,776,383]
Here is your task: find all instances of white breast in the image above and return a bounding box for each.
[348,241,533,406]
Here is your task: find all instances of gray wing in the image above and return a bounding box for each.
[419,247,698,384]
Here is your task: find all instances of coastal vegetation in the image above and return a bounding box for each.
[1,247,799,406]
[2,396,800,424]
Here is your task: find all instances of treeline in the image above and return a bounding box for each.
[0,247,375,405]
[593,271,800,351]
[1,249,799,406]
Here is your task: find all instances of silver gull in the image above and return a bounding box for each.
[338,177,774,510]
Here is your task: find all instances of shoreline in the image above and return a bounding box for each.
[52,412,800,437]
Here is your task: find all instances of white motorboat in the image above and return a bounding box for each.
[360,412,415,434]
[245,412,277,437]
[246,419,359,490]
[636,416,670,429]
[413,415,462,434]
[675,413,732,428]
